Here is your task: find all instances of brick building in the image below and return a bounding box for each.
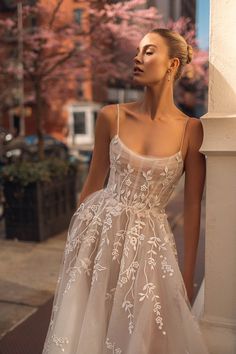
[0,0,141,150]
[0,0,197,150]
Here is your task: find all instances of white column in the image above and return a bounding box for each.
[199,1,236,353]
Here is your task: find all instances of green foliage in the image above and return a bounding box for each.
[0,158,78,186]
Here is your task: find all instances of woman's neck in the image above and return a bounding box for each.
[138,82,178,121]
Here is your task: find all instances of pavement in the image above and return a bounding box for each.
[0,230,67,340]
[0,173,206,353]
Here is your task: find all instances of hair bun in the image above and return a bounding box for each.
[186,44,193,64]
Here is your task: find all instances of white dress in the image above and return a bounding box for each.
[42,104,209,353]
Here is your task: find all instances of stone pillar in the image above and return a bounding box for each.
[199,1,236,353]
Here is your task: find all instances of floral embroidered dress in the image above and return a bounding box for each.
[42,104,209,354]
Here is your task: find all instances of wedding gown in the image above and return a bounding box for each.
[42,104,209,353]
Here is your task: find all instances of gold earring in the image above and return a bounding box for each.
[167,69,171,81]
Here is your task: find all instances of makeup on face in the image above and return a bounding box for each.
[134,44,157,57]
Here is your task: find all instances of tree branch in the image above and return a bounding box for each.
[41,48,77,77]
[49,0,64,29]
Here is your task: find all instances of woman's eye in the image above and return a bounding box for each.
[135,51,153,57]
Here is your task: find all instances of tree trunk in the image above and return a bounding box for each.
[35,81,44,160]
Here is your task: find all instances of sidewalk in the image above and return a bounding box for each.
[0,174,206,353]
[0,230,67,340]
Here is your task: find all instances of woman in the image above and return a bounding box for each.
[43,28,209,353]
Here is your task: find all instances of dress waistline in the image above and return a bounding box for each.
[103,188,166,217]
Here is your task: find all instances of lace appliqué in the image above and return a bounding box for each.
[106,337,122,353]
[43,136,185,352]
[138,259,166,335]
[52,334,69,352]
[62,147,181,335]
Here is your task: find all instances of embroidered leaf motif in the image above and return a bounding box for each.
[44,145,185,351]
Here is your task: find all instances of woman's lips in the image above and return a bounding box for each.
[133,68,144,75]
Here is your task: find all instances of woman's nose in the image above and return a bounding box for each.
[133,56,141,64]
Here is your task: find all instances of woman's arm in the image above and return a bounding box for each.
[182,118,206,303]
[77,105,114,206]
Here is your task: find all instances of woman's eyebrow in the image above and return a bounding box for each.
[136,44,157,51]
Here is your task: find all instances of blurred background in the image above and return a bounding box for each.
[0,1,209,353]
[0,0,209,166]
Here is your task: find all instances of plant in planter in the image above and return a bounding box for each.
[0,2,86,242]
[0,158,78,242]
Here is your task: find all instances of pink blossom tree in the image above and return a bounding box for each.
[0,0,208,159]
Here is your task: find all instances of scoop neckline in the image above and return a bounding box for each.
[111,134,183,162]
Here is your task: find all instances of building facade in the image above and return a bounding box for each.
[0,0,197,151]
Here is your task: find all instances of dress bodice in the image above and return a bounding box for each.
[106,133,184,215]
[105,104,189,215]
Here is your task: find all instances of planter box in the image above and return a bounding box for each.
[3,173,77,242]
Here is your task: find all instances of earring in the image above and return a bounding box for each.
[167,69,171,81]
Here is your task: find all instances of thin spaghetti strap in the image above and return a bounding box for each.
[116,103,120,137]
[180,117,190,151]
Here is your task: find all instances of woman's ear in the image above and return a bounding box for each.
[170,57,180,72]
[169,58,180,77]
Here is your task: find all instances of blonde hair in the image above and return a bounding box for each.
[150,28,193,81]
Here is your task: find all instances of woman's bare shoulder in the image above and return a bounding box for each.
[186,117,204,148]
[100,103,117,112]
[99,103,118,122]
[187,116,203,128]
[119,101,140,112]
[179,114,202,130]
[98,104,119,138]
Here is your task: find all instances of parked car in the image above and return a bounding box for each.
[0,128,69,163]
[22,135,69,161]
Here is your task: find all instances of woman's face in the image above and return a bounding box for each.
[133,32,174,85]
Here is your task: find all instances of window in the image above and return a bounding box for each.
[77,88,84,98]
[73,112,86,134]
[74,8,83,24]
[76,77,84,98]
[29,15,38,27]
